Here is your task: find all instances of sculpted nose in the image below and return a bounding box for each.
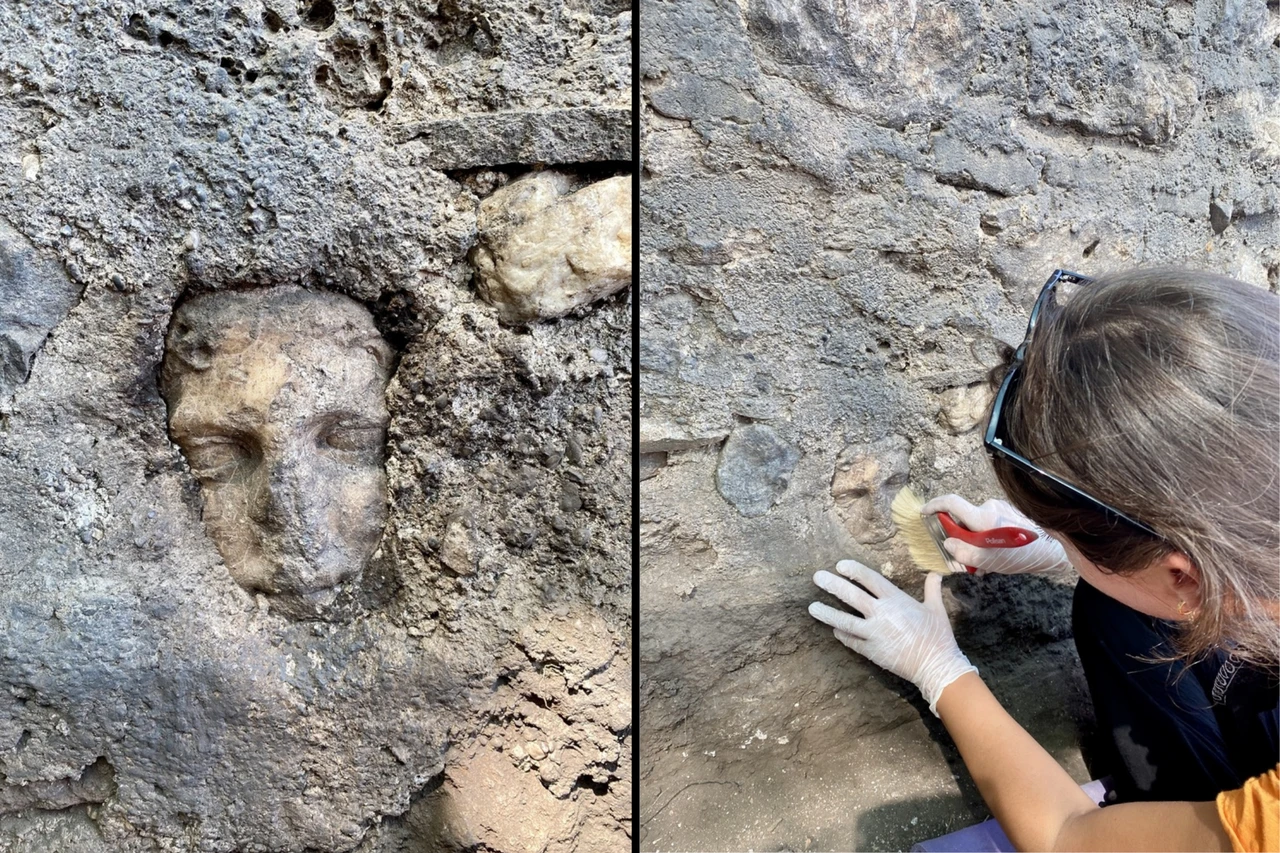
[256,448,333,570]
[266,464,299,530]
[249,450,304,533]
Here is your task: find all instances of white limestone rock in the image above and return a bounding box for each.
[471,172,632,324]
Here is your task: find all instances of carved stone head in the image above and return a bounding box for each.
[160,287,393,617]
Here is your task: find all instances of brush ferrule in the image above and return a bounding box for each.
[922,513,958,573]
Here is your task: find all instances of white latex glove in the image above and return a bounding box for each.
[808,559,977,717]
[920,494,1073,577]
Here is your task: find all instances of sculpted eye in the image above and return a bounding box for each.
[322,424,384,454]
[182,436,251,482]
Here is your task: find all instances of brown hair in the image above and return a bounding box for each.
[987,269,1280,667]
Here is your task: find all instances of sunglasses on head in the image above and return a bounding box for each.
[983,269,1163,539]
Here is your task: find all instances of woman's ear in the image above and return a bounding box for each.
[1165,552,1201,614]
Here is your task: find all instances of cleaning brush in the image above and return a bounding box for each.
[890,486,1038,574]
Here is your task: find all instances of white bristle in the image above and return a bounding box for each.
[890,486,956,575]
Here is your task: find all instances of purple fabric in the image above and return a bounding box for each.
[909,778,1112,852]
[909,818,1014,853]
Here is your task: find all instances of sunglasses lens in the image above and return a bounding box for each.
[990,367,1020,444]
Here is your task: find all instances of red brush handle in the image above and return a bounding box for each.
[936,512,1039,574]
[937,512,1038,547]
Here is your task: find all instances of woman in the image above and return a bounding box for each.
[809,269,1279,850]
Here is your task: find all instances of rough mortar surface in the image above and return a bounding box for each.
[640,1,1279,850]
[0,1,632,851]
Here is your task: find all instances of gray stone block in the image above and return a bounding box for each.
[0,220,82,406]
[715,424,801,517]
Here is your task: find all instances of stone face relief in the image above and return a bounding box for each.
[0,0,632,846]
[830,434,911,545]
[160,287,393,619]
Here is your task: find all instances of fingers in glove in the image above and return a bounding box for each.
[808,601,869,639]
[921,494,982,528]
[944,537,1062,575]
[833,559,899,600]
[922,572,946,617]
[942,537,986,568]
[833,628,868,655]
[814,569,879,615]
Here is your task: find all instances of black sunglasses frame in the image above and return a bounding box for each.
[983,269,1164,539]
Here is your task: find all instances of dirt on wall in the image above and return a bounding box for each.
[0,1,632,851]
[640,0,1279,850]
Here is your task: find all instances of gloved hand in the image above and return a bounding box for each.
[921,494,1072,577]
[809,559,977,717]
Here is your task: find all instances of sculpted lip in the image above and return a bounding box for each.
[159,286,393,617]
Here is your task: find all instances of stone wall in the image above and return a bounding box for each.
[0,1,632,851]
[640,1,1278,849]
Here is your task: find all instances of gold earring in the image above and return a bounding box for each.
[1177,600,1192,617]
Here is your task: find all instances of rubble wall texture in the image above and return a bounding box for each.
[0,1,632,851]
[639,1,1278,850]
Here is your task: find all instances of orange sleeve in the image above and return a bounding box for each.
[1217,765,1280,853]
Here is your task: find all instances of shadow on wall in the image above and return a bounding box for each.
[848,648,1108,853]
[855,794,988,853]
[856,672,992,848]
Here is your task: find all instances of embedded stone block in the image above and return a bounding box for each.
[0,219,82,406]
[938,383,992,434]
[715,423,801,518]
[472,172,632,324]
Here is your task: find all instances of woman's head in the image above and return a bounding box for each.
[987,269,1279,666]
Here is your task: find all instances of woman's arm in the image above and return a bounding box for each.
[936,672,1231,852]
[810,564,1234,852]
